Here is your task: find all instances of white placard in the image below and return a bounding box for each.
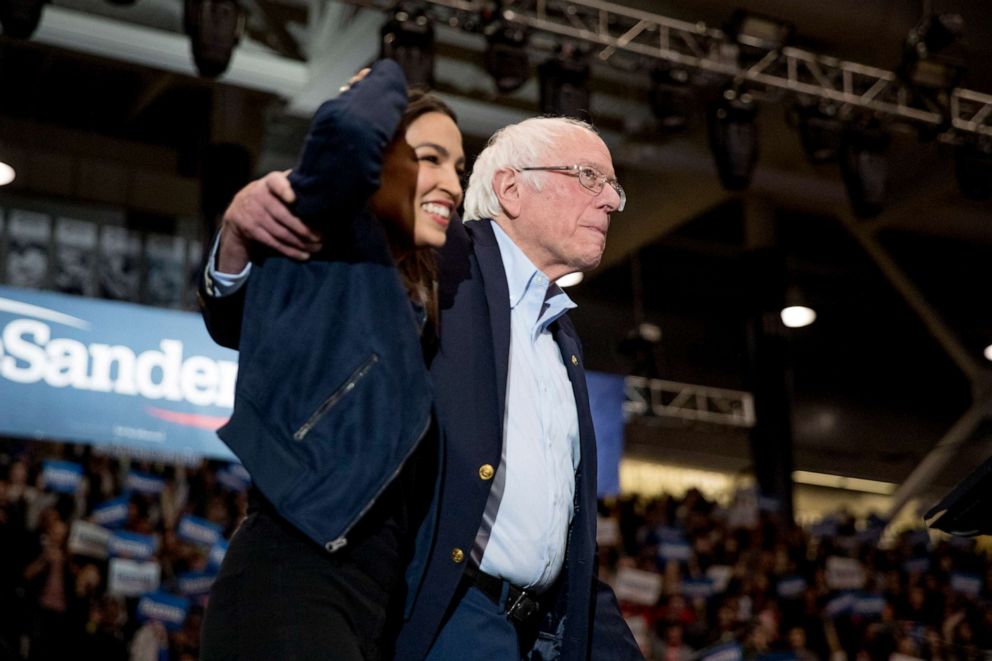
[613,566,663,606]
[596,516,620,547]
[108,558,161,597]
[68,520,111,559]
[826,556,866,590]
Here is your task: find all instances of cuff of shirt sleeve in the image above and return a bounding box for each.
[204,234,251,297]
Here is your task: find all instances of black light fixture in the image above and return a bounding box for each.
[537,43,590,119]
[483,19,529,94]
[725,9,794,67]
[900,13,967,93]
[0,0,46,39]
[183,0,246,78]
[791,100,842,165]
[707,87,759,190]
[649,65,695,134]
[954,137,992,201]
[380,3,435,89]
[838,118,889,218]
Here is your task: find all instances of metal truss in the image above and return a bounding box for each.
[358,0,992,137]
[623,376,756,428]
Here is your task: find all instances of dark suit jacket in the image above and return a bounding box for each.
[396,217,641,660]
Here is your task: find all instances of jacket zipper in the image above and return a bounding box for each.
[323,410,432,553]
[293,353,380,442]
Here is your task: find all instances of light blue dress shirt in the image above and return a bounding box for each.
[477,223,580,593]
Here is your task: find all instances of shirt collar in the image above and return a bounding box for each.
[491,222,577,336]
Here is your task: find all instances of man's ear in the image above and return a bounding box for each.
[492,169,522,219]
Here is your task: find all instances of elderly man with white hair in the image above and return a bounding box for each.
[199,114,641,660]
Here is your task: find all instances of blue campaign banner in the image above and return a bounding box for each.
[177,571,217,596]
[656,526,685,543]
[825,592,856,618]
[0,285,236,461]
[41,460,83,493]
[700,642,743,661]
[207,539,228,571]
[177,514,222,548]
[108,530,158,560]
[126,471,166,495]
[777,576,807,599]
[810,517,838,539]
[586,371,624,497]
[137,592,189,630]
[92,496,129,528]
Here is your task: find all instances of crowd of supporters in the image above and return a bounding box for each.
[1,439,990,660]
[598,489,992,660]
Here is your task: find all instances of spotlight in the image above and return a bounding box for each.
[707,87,758,190]
[984,344,992,362]
[900,13,967,92]
[483,20,529,94]
[780,306,816,328]
[537,44,590,119]
[725,9,793,67]
[649,65,695,134]
[0,0,46,39]
[839,118,889,218]
[381,3,435,89]
[0,160,14,186]
[791,101,841,165]
[954,137,992,201]
[183,0,246,78]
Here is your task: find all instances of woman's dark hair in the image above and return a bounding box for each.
[394,88,458,335]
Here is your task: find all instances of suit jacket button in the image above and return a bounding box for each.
[479,464,495,480]
[571,355,579,366]
[451,548,465,563]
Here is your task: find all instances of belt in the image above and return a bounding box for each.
[463,564,543,629]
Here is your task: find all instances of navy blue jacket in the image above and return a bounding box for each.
[395,216,641,660]
[213,60,433,553]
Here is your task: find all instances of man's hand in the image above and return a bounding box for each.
[216,171,323,273]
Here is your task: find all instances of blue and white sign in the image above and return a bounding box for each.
[700,642,743,661]
[681,578,715,599]
[777,576,807,599]
[108,530,158,560]
[126,471,166,495]
[108,558,161,597]
[825,592,856,618]
[137,592,189,630]
[177,571,217,596]
[852,594,887,617]
[177,514,222,548]
[810,517,838,539]
[659,540,693,562]
[216,464,251,492]
[656,526,685,543]
[68,520,111,559]
[950,572,982,597]
[207,539,228,571]
[41,460,83,493]
[92,496,129,528]
[0,285,236,461]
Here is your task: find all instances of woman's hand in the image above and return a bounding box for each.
[216,171,323,272]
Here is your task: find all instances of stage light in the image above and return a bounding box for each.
[791,101,841,164]
[649,65,695,134]
[725,9,793,66]
[900,13,967,92]
[780,306,816,328]
[0,161,14,186]
[954,137,992,201]
[984,345,992,362]
[537,44,590,119]
[0,0,46,39]
[707,87,758,190]
[381,3,435,89]
[556,272,583,288]
[483,20,529,94]
[838,119,889,218]
[183,0,245,78]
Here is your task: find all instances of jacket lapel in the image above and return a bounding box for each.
[465,219,511,430]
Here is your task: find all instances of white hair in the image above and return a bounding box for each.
[463,116,598,221]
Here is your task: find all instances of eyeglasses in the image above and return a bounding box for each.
[519,165,626,212]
